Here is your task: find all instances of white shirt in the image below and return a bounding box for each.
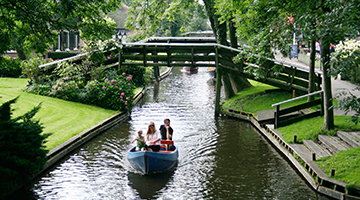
[145,130,160,145]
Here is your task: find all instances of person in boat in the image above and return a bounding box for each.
[159,118,174,151]
[131,129,145,151]
[143,122,161,151]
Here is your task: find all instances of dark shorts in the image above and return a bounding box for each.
[144,145,160,152]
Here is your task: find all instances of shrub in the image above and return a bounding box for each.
[0,56,22,77]
[331,39,360,85]
[98,73,135,111]
[25,72,136,111]
[0,97,50,199]
[21,56,53,83]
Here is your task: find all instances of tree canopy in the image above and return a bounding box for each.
[0,0,121,59]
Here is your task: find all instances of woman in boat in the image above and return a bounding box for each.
[143,122,161,151]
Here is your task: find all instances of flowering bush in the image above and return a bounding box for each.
[98,73,135,111]
[331,39,360,84]
[25,72,135,111]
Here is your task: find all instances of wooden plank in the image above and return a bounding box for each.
[318,135,347,153]
[278,111,321,127]
[289,144,313,161]
[349,131,360,143]
[303,140,331,159]
[337,131,360,148]
[278,99,321,115]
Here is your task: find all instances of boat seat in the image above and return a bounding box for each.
[160,140,174,145]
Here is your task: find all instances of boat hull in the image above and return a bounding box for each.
[127,146,178,175]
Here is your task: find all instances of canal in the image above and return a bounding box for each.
[21,67,329,199]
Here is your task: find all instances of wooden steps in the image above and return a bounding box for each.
[318,135,348,154]
[337,131,360,148]
[303,140,331,159]
[301,131,359,159]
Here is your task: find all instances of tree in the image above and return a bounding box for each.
[0,97,50,198]
[217,0,360,130]
[125,0,208,39]
[0,0,121,60]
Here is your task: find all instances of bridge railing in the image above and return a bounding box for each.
[38,37,322,96]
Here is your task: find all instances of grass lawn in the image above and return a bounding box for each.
[222,80,317,113]
[0,78,118,150]
[277,116,360,143]
[315,146,360,189]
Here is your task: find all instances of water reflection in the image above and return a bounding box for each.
[127,170,175,199]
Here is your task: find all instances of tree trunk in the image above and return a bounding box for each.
[308,39,316,102]
[321,36,334,130]
[229,19,237,48]
[12,35,27,60]
[204,0,252,100]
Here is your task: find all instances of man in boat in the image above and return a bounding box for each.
[159,118,174,150]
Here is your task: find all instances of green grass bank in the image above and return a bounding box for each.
[222,80,360,188]
[0,78,118,150]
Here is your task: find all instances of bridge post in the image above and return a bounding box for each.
[152,51,160,82]
[215,46,222,116]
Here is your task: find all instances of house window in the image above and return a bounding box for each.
[54,31,79,51]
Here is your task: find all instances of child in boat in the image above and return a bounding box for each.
[132,129,145,151]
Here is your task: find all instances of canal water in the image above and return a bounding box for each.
[22,67,328,199]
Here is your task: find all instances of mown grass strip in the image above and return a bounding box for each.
[222,80,310,113]
[0,78,118,150]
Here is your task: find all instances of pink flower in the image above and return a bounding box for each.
[111,80,115,83]
[105,78,109,82]
[122,72,126,75]
[120,99,123,101]
[120,95,123,99]
[52,85,57,89]
[126,76,132,81]
[115,86,118,89]
[126,97,129,100]
[121,92,125,96]
[102,86,106,89]
[75,86,79,89]
[128,83,131,85]
[65,83,69,87]
[119,88,122,90]
[125,101,128,105]
[108,83,112,86]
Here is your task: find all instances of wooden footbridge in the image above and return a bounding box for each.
[40,37,324,126]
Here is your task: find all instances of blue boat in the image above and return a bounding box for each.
[127,141,179,175]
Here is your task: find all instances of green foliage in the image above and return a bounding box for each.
[333,88,360,125]
[1,0,122,57]
[98,73,136,110]
[331,39,360,85]
[0,56,22,77]
[125,0,208,39]
[25,70,137,111]
[47,52,79,60]
[21,56,53,84]
[0,96,49,198]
